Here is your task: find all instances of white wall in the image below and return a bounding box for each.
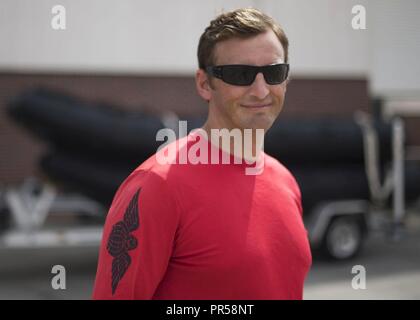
[368,0,420,99]
[260,0,369,77]
[0,0,419,98]
[0,0,369,76]
[0,0,256,74]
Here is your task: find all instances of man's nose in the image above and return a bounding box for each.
[248,72,270,99]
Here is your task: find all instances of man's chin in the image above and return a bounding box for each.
[240,116,276,131]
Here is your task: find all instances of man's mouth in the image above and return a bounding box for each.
[240,103,272,109]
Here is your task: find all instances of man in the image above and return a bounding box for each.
[93,7,311,300]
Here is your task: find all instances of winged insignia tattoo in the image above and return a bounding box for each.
[107,188,141,295]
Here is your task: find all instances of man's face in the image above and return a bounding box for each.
[200,29,288,131]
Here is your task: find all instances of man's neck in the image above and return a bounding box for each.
[201,122,265,163]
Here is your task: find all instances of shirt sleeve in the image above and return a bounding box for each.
[289,173,303,218]
[92,169,181,299]
[294,178,304,217]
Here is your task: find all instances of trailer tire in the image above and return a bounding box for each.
[320,215,366,260]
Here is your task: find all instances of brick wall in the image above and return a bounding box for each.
[0,73,371,184]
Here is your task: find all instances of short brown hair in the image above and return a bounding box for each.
[197,8,289,69]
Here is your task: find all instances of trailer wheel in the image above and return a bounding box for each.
[321,215,366,260]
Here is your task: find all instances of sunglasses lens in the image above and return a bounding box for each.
[208,64,289,86]
[263,64,289,84]
[223,66,256,86]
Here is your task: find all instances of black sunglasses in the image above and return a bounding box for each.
[205,63,289,86]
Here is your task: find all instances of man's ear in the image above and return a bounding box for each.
[284,76,291,92]
[195,69,212,102]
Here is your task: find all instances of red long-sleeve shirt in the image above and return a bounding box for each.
[92,131,312,299]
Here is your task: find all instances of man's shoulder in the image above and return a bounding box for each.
[263,153,300,188]
[110,158,176,212]
[124,157,174,193]
[121,135,191,192]
[264,153,293,176]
